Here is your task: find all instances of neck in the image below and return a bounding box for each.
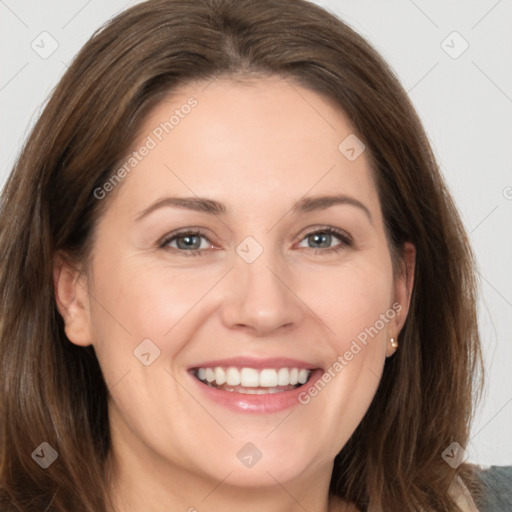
[107,436,349,512]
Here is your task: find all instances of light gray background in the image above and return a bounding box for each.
[1,0,511,467]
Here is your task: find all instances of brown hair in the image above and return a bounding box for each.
[0,0,485,510]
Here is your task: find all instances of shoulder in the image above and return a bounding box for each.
[473,465,512,512]
[328,465,512,511]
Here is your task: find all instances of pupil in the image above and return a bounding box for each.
[177,235,200,250]
[310,232,330,248]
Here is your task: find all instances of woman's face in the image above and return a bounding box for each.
[56,77,414,494]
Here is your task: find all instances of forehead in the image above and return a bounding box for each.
[109,77,380,220]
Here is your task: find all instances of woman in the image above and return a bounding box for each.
[0,0,510,510]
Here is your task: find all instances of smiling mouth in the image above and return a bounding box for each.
[192,366,314,394]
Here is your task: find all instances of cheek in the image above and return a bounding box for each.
[86,255,227,386]
[90,256,216,340]
[292,258,394,437]
[298,255,395,349]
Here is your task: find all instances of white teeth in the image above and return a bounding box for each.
[214,367,226,385]
[240,368,259,387]
[277,368,289,386]
[259,369,278,387]
[195,366,313,388]
[298,369,309,384]
[226,367,241,386]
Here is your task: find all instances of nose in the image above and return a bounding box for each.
[219,251,305,337]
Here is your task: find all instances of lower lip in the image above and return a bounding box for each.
[189,369,323,414]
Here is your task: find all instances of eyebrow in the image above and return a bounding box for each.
[292,194,372,223]
[135,196,225,221]
[135,194,372,223]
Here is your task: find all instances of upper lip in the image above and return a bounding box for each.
[188,357,321,371]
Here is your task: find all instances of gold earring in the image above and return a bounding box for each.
[390,337,398,349]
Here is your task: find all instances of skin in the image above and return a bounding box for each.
[54,77,415,512]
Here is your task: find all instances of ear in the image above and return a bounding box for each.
[386,242,416,357]
[53,252,93,347]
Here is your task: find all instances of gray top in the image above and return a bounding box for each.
[474,465,512,511]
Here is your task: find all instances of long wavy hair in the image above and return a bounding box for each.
[0,0,485,510]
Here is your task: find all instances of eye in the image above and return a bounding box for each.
[296,227,352,253]
[159,226,353,257]
[159,229,214,255]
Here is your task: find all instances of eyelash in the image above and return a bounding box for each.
[158,226,353,257]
